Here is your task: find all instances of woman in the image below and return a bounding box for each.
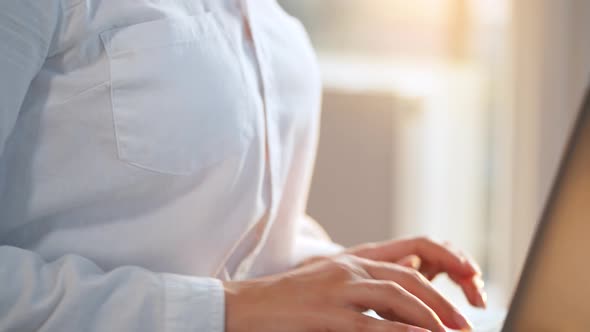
[0,0,486,331]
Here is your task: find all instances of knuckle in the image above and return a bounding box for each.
[363,242,380,250]
[403,268,425,284]
[393,264,426,284]
[330,265,350,279]
[382,280,404,295]
[328,255,370,280]
[358,280,403,298]
[357,280,382,293]
[416,235,437,245]
[327,257,356,276]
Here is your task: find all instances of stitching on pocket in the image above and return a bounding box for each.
[100,14,252,175]
[47,81,110,107]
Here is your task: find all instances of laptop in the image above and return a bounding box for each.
[458,85,590,331]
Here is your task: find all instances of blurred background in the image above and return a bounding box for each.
[277,0,590,308]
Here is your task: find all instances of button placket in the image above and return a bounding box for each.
[231,0,279,279]
[240,0,276,207]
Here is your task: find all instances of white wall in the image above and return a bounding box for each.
[308,88,403,247]
[308,61,488,259]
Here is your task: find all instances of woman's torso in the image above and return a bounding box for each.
[0,0,322,279]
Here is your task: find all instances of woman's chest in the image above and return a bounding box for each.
[35,0,321,177]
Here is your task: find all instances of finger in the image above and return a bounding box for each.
[298,307,431,332]
[329,310,432,332]
[342,280,446,332]
[364,261,473,331]
[398,257,440,282]
[398,255,422,270]
[421,246,482,283]
[417,261,440,281]
[449,274,488,309]
[449,245,482,276]
[351,237,478,278]
[418,259,487,308]
[438,248,485,308]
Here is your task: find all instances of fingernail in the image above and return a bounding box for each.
[473,276,485,289]
[465,259,482,275]
[477,289,488,308]
[454,311,473,331]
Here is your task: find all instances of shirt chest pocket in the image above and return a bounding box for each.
[100,13,254,175]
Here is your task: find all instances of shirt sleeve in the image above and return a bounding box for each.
[0,2,225,331]
[291,215,344,266]
[0,246,225,332]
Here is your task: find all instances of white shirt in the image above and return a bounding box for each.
[0,0,342,331]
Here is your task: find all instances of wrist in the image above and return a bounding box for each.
[223,277,281,332]
[223,281,241,332]
[223,280,260,332]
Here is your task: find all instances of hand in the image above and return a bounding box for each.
[345,237,487,309]
[224,253,474,332]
